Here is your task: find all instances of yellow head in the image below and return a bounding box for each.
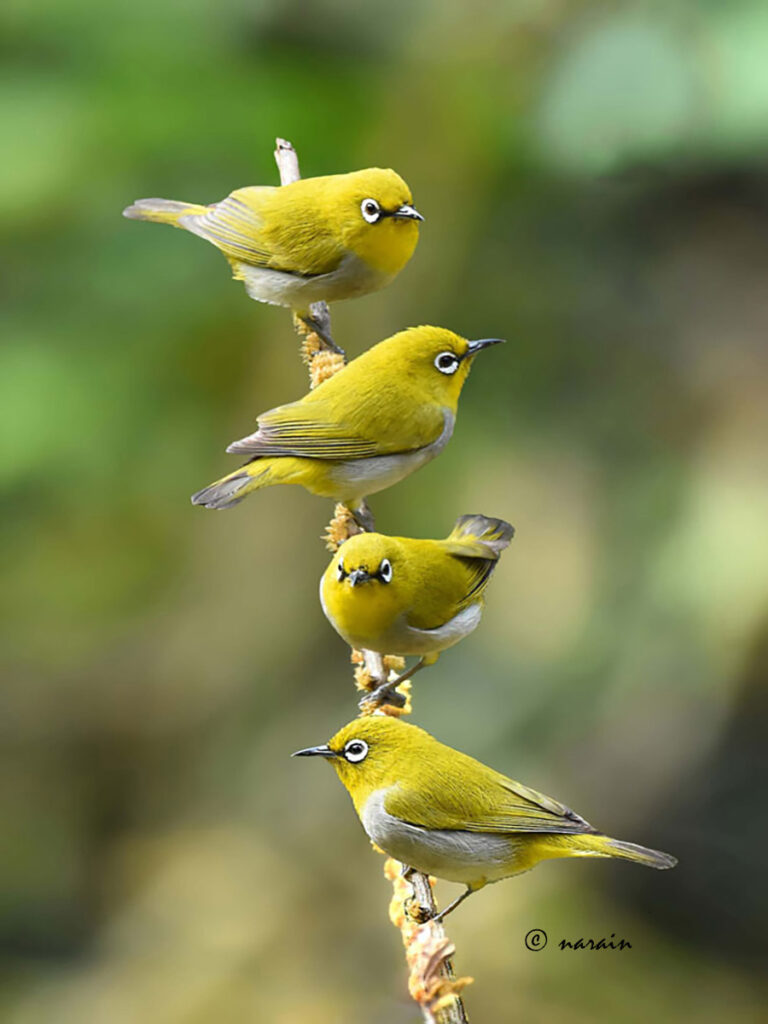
[353,326,505,413]
[324,168,422,275]
[293,716,425,813]
[321,533,408,643]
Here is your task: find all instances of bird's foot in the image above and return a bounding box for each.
[404,895,433,924]
[359,680,407,712]
[429,887,473,924]
[299,312,345,357]
[351,500,375,532]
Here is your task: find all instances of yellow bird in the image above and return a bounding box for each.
[294,716,677,921]
[191,327,503,523]
[320,515,514,706]
[123,168,422,350]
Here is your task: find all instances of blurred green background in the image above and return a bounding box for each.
[2,0,768,1021]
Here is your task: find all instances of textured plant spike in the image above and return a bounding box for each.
[352,651,412,717]
[276,138,469,1023]
[352,650,403,691]
[351,650,377,695]
[311,348,346,387]
[295,315,346,388]
[385,859,473,1024]
[274,139,339,363]
[324,503,363,552]
[384,674,413,718]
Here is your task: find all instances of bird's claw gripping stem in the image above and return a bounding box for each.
[351,501,375,532]
[359,680,407,712]
[299,306,345,357]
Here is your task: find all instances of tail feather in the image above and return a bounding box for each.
[191,464,275,510]
[562,833,677,870]
[190,458,304,510]
[600,837,677,870]
[445,514,515,559]
[191,472,253,510]
[122,198,209,227]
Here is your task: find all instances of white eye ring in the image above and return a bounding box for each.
[435,351,460,374]
[344,739,369,763]
[361,198,381,224]
[337,560,346,581]
[379,558,393,583]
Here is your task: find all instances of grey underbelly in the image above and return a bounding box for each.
[327,410,456,503]
[236,252,390,308]
[328,449,435,501]
[361,790,519,885]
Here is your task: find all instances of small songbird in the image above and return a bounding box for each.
[123,168,422,350]
[191,327,504,522]
[294,716,677,921]
[320,515,514,706]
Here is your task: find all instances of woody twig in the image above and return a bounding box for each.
[275,138,472,1024]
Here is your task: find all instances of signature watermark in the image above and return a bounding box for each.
[525,929,632,951]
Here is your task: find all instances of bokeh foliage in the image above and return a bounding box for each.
[2,1,767,1021]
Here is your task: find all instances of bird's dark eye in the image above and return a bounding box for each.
[337,560,347,581]
[378,558,393,583]
[361,198,381,224]
[435,352,460,375]
[344,739,369,763]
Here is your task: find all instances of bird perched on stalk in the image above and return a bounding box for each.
[320,515,514,708]
[123,168,422,352]
[294,716,677,921]
[190,327,504,525]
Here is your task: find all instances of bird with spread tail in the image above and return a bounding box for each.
[190,327,504,525]
[123,168,422,351]
[321,515,514,707]
[294,716,677,921]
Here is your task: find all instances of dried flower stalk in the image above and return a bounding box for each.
[386,859,472,1024]
[275,138,471,1023]
[275,137,341,367]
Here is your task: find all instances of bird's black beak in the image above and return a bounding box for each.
[348,569,372,587]
[466,338,505,356]
[291,744,337,759]
[392,203,424,221]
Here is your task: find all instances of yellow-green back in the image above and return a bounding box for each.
[217,168,419,275]
[302,325,476,425]
[325,717,591,835]
[229,327,483,460]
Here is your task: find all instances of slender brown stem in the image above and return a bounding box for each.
[274,138,471,1023]
[273,138,337,357]
[385,860,473,1023]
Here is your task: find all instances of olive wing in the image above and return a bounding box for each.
[226,395,448,461]
[384,752,594,836]
[186,187,345,275]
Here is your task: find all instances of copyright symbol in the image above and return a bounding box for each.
[525,928,547,951]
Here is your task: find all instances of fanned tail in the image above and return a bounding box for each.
[122,198,209,227]
[446,514,515,559]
